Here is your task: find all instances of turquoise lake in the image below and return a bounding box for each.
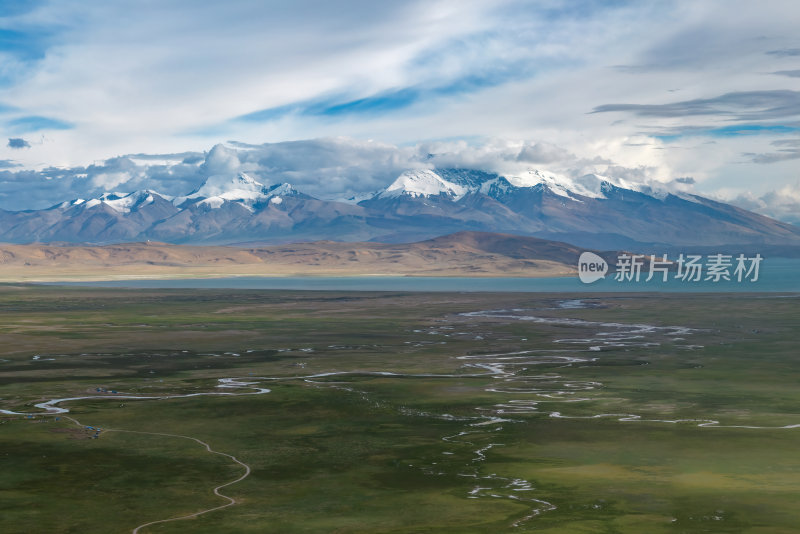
[45,258,800,292]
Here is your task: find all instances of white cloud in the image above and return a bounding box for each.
[1,0,799,211]
[202,144,241,177]
[0,136,701,210]
[90,171,131,190]
[731,184,800,225]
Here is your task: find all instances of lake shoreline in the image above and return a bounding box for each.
[30,269,800,293]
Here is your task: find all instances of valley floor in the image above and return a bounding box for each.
[0,287,798,533]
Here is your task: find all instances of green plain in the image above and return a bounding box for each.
[0,287,798,533]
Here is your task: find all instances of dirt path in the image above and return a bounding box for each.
[59,415,252,533]
[122,428,251,533]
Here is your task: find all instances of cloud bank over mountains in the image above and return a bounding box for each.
[0,136,797,226]
[0,137,670,207]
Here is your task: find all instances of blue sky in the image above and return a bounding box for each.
[1,0,800,222]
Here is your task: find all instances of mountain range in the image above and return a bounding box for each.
[2,168,799,250]
[0,232,609,281]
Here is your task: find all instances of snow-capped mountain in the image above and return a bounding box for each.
[173,173,305,210]
[262,183,303,205]
[375,169,468,200]
[51,190,174,213]
[371,167,647,203]
[358,168,800,248]
[1,167,799,248]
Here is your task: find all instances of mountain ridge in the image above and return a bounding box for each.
[1,167,798,249]
[0,231,603,282]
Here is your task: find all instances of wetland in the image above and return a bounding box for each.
[1,287,798,533]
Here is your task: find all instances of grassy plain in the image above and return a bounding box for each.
[0,287,798,533]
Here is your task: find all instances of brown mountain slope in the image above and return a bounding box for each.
[0,232,590,282]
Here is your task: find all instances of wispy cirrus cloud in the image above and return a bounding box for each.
[772,70,800,78]
[233,66,535,126]
[745,138,800,164]
[591,90,800,120]
[766,48,800,57]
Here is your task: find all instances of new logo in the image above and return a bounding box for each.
[578,252,608,284]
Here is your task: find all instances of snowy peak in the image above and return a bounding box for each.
[435,168,499,189]
[373,168,604,204]
[263,182,306,206]
[265,182,298,197]
[360,166,691,208]
[173,173,310,210]
[499,169,602,201]
[478,176,515,197]
[183,172,268,203]
[52,198,87,210]
[53,190,170,213]
[482,169,662,203]
[505,169,566,189]
[376,169,468,200]
[49,173,313,215]
[181,173,264,209]
[101,190,169,213]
